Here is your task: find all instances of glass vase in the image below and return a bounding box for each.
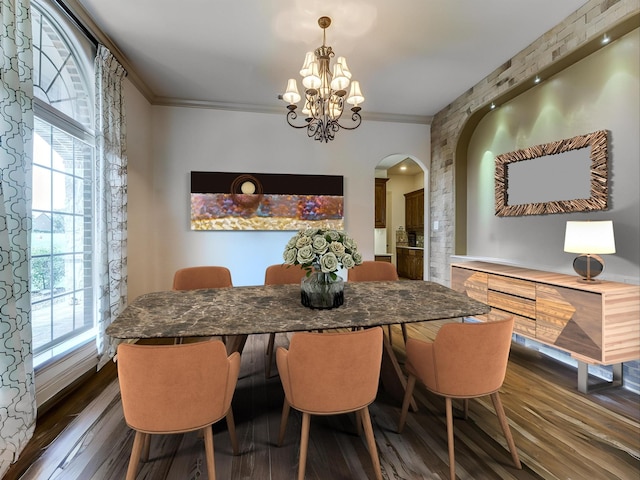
[300,271,344,310]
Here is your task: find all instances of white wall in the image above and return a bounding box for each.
[465,29,640,283]
[124,102,429,294]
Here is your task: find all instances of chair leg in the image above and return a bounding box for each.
[126,431,145,480]
[401,323,408,343]
[298,412,311,480]
[265,333,276,378]
[203,426,216,480]
[226,409,239,455]
[387,325,393,346]
[355,410,363,436]
[490,392,522,469]
[278,401,291,446]
[360,407,383,480]
[463,399,469,420]
[141,432,151,462]
[397,374,417,433]
[445,397,456,480]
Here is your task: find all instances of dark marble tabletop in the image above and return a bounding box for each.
[105,281,490,339]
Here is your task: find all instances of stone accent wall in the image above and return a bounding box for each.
[429,0,639,286]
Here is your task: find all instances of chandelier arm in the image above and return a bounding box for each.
[286,108,311,129]
[335,110,362,131]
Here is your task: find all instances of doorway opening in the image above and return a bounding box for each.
[375,155,428,280]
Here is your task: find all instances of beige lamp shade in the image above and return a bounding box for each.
[346,80,364,106]
[564,221,616,254]
[282,79,301,105]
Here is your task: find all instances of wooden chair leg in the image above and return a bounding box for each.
[445,397,456,480]
[387,325,393,346]
[141,432,151,462]
[203,426,216,480]
[298,412,311,480]
[490,392,522,469]
[126,431,144,480]
[361,407,383,480]
[226,409,239,455]
[265,333,276,378]
[278,401,291,446]
[355,410,363,436]
[463,398,469,420]
[401,324,408,343]
[397,374,416,433]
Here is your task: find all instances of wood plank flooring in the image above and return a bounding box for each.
[8,320,640,480]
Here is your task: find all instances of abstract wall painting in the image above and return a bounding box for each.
[190,171,344,231]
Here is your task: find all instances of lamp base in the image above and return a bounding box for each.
[573,254,604,283]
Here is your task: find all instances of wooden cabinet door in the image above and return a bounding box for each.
[375,178,388,228]
[404,189,424,232]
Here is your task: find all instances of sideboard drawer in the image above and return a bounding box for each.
[488,308,536,336]
[488,274,536,299]
[488,290,536,319]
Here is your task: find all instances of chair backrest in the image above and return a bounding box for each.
[348,261,399,282]
[172,266,233,290]
[264,264,307,285]
[431,318,514,397]
[117,341,240,433]
[277,327,383,414]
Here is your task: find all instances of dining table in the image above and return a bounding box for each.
[106,280,490,408]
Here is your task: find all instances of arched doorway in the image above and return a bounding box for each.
[375,154,429,280]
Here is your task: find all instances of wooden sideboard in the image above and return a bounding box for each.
[451,261,640,393]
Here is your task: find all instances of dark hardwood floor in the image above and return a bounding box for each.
[5,321,639,480]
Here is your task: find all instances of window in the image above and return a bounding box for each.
[31,1,96,368]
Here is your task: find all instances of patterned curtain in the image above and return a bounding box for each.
[0,0,35,475]
[95,44,128,370]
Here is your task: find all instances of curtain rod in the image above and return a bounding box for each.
[53,0,99,48]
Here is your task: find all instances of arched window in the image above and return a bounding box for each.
[31,0,97,368]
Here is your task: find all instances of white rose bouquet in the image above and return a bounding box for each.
[283,228,363,281]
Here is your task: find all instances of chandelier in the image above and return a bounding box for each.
[281,16,364,143]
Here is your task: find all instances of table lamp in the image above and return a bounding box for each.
[563,220,616,283]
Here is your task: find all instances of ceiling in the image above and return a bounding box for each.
[75,0,588,122]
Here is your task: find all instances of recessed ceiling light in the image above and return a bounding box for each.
[534,75,541,84]
[490,102,496,110]
[400,165,407,171]
[602,34,610,44]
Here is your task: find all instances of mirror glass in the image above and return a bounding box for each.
[506,148,591,205]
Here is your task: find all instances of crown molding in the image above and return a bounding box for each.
[58,0,155,102]
[152,96,432,125]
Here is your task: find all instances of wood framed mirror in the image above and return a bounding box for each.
[495,130,609,216]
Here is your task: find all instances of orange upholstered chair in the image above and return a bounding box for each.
[276,327,384,480]
[172,266,233,344]
[172,266,233,290]
[348,260,407,344]
[264,264,308,378]
[397,318,521,479]
[117,341,240,480]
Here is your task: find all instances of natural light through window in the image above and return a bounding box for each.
[31,1,96,368]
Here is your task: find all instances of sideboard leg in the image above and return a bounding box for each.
[577,361,623,394]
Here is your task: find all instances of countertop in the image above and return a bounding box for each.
[396,245,424,250]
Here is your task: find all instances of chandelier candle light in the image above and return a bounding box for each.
[281,16,364,143]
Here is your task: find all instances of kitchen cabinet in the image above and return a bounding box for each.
[404,188,424,233]
[375,178,389,228]
[396,247,423,280]
[374,255,392,263]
